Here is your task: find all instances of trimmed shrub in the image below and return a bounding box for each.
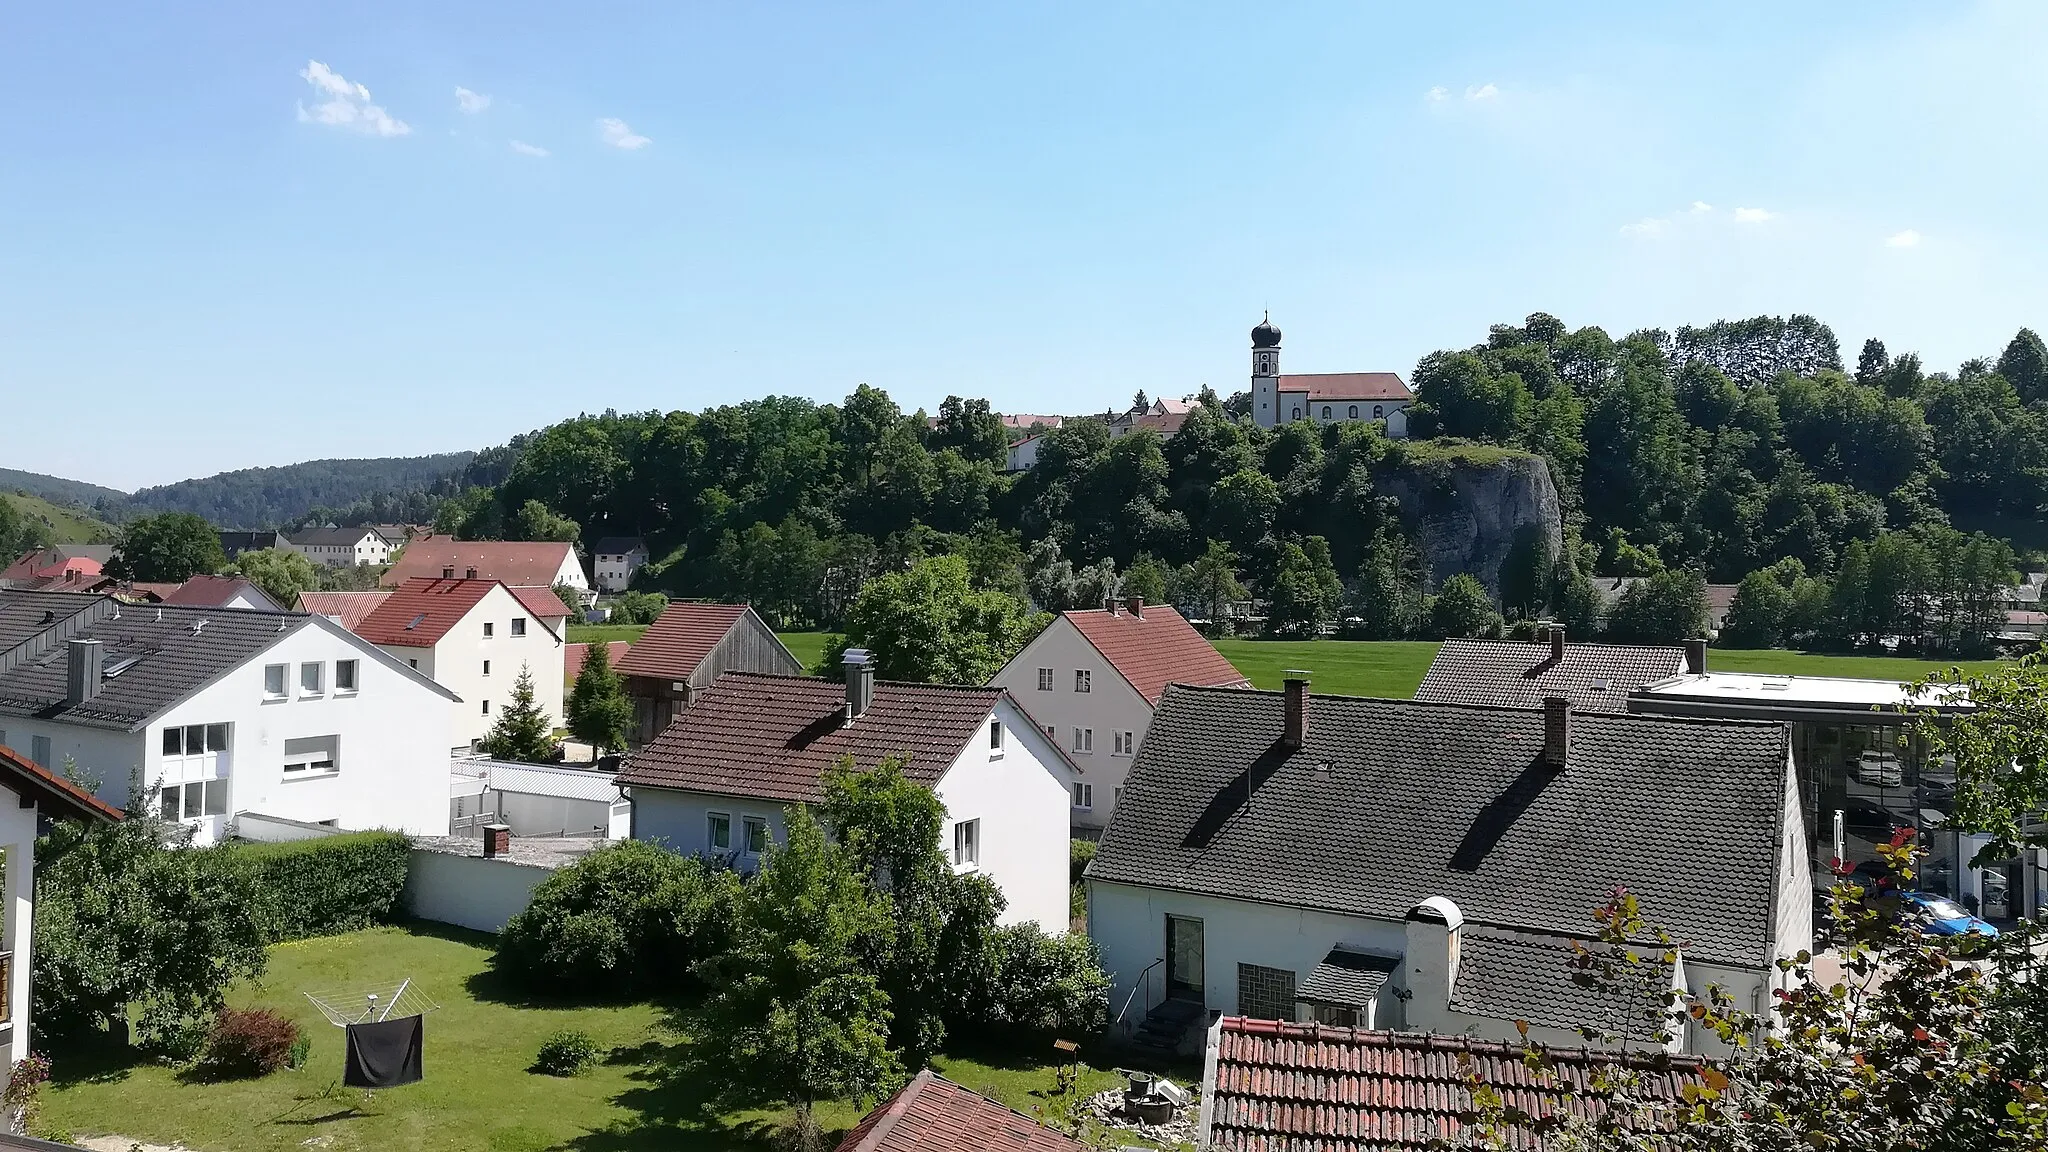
[494,840,742,997]
[219,831,412,942]
[534,1029,600,1077]
[964,924,1111,1039]
[195,1007,300,1079]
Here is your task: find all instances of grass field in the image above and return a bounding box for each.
[566,623,648,645]
[42,925,1155,1152]
[777,631,831,672]
[1,492,116,545]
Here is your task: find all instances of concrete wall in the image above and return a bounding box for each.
[990,615,1153,829]
[404,849,553,934]
[497,791,619,838]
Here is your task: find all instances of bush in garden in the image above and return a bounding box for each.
[219,831,412,942]
[535,1030,600,1077]
[963,924,1111,1039]
[287,1034,312,1070]
[3,1052,50,1133]
[195,1008,300,1079]
[494,840,742,997]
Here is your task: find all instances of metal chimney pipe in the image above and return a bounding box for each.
[66,639,104,705]
[842,648,876,722]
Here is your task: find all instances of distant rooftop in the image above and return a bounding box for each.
[1630,670,1970,722]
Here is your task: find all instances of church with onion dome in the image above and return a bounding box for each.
[1248,313,1415,436]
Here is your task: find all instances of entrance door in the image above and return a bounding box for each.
[1166,915,1204,1003]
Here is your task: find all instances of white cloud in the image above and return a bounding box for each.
[1465,83,1499,101]
[509,139,549,158]
[1690,201,1714,213]
[1885,229,1923,248]
[1425,86,1448,102]
[598,117,651,149]
[455,86,491,114]
[1620,217,1667,237]
[296,60,410,137]
[1733,206,1776,223]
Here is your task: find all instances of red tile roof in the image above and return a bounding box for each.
[295,591,394,633]
[614,601,752,681]
[0,742,123,824]
[564,641,632,686]
[382,537,579,588]
[124,582,185,601]
[836,1069,1089,1152]
[1278,372,1414,402]
[1205,1017,1706,1151]
[354,578,499,647]
[617,673,999,802]
[159,575,270,609]
[509,585,572,623]
[1064,604,1250,705]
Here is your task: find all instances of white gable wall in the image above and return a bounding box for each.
[932,695,1075,930]
[990,615,1153,830]
[378,584,564,751]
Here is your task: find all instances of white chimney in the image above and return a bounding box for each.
[1401,896,1464,1032]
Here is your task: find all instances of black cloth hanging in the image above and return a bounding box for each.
[343,1014,424,1088]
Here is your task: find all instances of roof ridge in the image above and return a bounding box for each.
[1161,682,1788,729]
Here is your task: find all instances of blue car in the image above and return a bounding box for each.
[1897,891,1999,938]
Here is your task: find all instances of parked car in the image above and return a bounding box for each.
[1840,800,1903,834]
[1896,891,1999,938]
[1855,750,1905,788]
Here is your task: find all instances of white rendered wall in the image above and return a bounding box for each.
[0,797,37,1068]
[991,616,1154,830]
[405,849,554,934]
[931,696,1075,931]
[381,584,564,750]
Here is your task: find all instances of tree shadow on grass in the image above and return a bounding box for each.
[47,1037,148,1088]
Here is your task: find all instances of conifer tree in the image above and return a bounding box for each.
[480,663,556,762]
[566,642,632,753]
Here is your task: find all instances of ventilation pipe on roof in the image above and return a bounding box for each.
[1282,672,1311,749]
[1550,624,1566,662]
[842,648,876,724]
[66,638,104,705]
[1127,595,1144,620]
[1542,696,1571,769]
[1684,638,1708,676]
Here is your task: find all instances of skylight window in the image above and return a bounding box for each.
[406,613,427,630]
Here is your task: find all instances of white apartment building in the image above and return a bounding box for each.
[355,577,566,751]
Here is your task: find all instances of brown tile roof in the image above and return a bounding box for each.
[0,741,123,824]
[618,673,999,802]
[1413,638,1684,713]
[564,641,631,686]
[382,537,578,588]
[1204,1017,1706,1151]
[1277,372,1413,401]
[509,585,572,622]
[614,601,751,681]
[1064,604,1250,705]
[354,578,498,647]
[836,1069,1088,1152]
[295,591,393,633]
[123,582,185,601]
[159,575,274,609]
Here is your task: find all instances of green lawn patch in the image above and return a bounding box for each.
[567,623,648,645]
[41,924,1154,1152]
[1703,648,2006,682]
[776,631,831,672]
[1214,638,1441,698]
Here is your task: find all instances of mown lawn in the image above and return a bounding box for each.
[42,925,1162,1152]
[776,631,831,673]
[1702,648,2006,682]
[566,623,648,645]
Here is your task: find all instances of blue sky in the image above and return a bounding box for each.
[8,1,2048,489]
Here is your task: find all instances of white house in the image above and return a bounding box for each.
[286,527,393,569]
[1005,434,1046,473]
[989,596,1248,831]
[158,574,284,613]
[0,743,121,1070]
[618,651,1078,930]
[589,537,650,593]
[382,538,590,598]
[1248,314,1414,436]
[352,578,565,752]
[0,590,462,845]
[1087,678,1811,1056]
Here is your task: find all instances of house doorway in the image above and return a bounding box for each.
[1165,915,1204,1004]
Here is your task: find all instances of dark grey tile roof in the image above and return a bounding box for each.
[0,591,314,729]
[1297,948,1397,1008]
[1452,927,1675,1042]
[1088,685,1790,966]
[0,592,105,650]
[1413,639,1685,713]
[591,536,644,555]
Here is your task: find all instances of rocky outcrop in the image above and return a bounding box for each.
[1373,447,1564,595]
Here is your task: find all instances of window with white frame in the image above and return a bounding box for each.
[263,663,287,700]
[707,812,732,852]
[335,659,358,693]
[989,720,1004,753]
[744,816,770,855]
[483,622,494,638]
[162,724,229,756]
[952,818,979,866]
[282,735,339,776]
[1074,669,1091,693]
[1114,730,1134,755]
[1036,667,1054,691]
[300,661,323,697]
[1073,782,1093,809]
[512,618,527,637]
[1072,726,1093,753]
[160,779,228,822]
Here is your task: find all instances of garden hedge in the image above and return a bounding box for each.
[219,831,412,942]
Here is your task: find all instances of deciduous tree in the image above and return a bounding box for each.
[106,513,226,583]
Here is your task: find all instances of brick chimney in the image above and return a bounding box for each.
[65,638,104,706]
[1684,638,1707,675]
[1126,595,1144,619]
[1282,672,1311,749]
[1105,596,1119,616]
[482,823,511,859]
[842,648,876,723]
[1542,696,1571,768]
[1549,624,1566,662]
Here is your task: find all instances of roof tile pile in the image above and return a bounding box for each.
[1413,638,1685,713]
[1064,604,1249,705]
[835,1069,1088,1152]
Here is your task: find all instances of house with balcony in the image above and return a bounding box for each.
[617,651,1078,930]
[352,578,565,751]
[0,590,459,844]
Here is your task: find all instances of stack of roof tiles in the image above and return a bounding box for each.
[1205,1017,1705,1151]
[835,1069,1088,1152]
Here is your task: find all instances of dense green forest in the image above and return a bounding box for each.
[420,311,2044,656]
[125,452,479,528]
[0,468,128,511]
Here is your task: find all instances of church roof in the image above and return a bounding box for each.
[1276,372,1413,401]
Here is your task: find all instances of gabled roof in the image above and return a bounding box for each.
[3,546,113,582]
[159,575,280,611]
[1060,604,1249,705]
[836,1069,1089,1152]
[1202,1017,1705,1152]
[590,537,645,556]
[1089,685,1790,966]
[289,526,382,547]
[0,742,123,823]
[1276,372,1413,401]
[564,641,631,686]
[509,585,572,623]
[294,591,393,633]
[1413,638,1686,713]
[617,673,1000,802]
[354,578,499,647]
[1452,926,1677,1042]
[614,601,752,681]
[382,537,578,588]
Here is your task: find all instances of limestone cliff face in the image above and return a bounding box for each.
[1372,448,1564,595]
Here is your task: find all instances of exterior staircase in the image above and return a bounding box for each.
[1132,996,1205,1053]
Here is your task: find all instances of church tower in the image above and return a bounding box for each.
[1250,312,1282,429]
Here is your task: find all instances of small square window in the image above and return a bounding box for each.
[1036,667,1054,691]
[1073,783,1093,810]
[744,816,770,855]
[335,660,358,692]
[483,622,494,638]
[708,812,732,851]
[1074,669,1091,694]
[162,727,182,756]
[300,662,323,696]
[511,618,527,637]
[264,663,287,698]
[952,819,979,867]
